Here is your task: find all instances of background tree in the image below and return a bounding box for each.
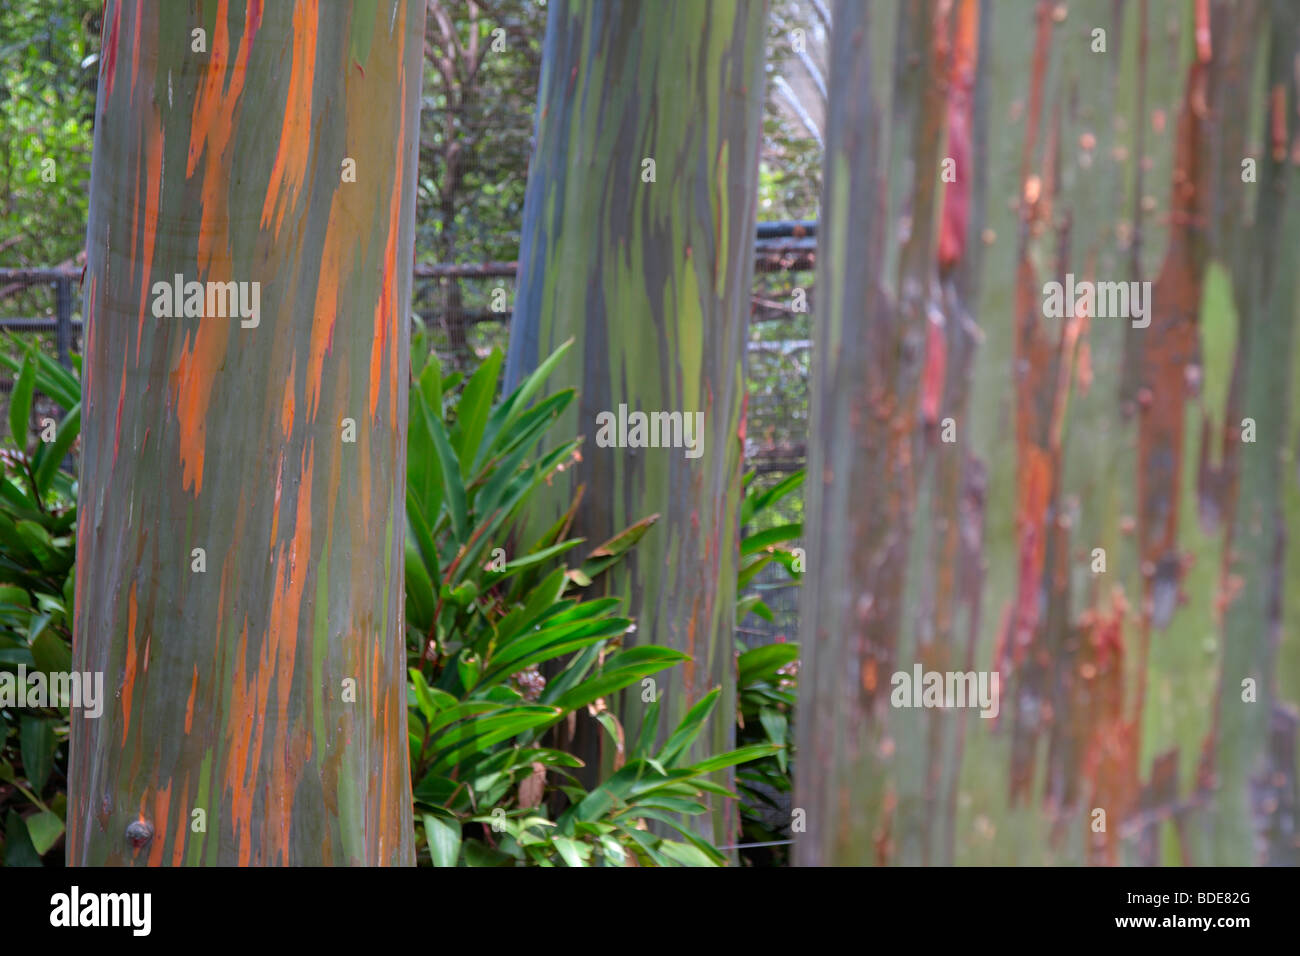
[503,0,768,845]
[417,0,544,367]
[68,0,425,865]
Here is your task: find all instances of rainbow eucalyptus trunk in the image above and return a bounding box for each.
[68,0,425,866]
[800,0,1300,868]
[796,0,989,867]
[503,0,765,844]
[1211,0,1300,865]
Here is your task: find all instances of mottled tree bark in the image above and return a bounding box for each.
[503,0,766,845]
[798,0,1300,867]
[1210,0,1300,865]
[69,0,425,866]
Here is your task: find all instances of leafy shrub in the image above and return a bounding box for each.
[0,336,780,866]
[405,337,777,865]
[0,340,80,864]
[735,468,803,866]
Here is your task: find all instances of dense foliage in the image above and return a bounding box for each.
[0,342,789,866]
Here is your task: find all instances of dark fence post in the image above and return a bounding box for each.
[55,276,73,368]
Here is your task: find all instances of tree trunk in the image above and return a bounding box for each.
[798,0,1300,866]
[68,0,425,866]
[503,0,766,845]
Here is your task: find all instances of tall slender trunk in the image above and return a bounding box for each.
[503,0,766,845]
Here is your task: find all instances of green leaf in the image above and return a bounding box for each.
[740,523,803,557]
[408,668,437,722]
[478,338,574,463]
[737,554,773,592]
[462,839,513,867]
[3,810,41,866]
[422,813,461,867]
[451,348,503,475]
[408,387,446,525]
[581,513,660,578]
[657,687,721,767]
[428,413,468,542]
[427,706,562,774]
[9,353,35,452]
[14,520,54,569]
[738,642,799,687]
[0,334,80,411]
[687,743,780,774]
[658,840,719,867]
[25,809,63,856]
[404,539,436,627]
[741,469,804,526]
[545,646,687,713]
[735,593,763,624]
[29,629,71,675]
[551,835,587,867]
[32,403,79,497]
[20,716,54,793]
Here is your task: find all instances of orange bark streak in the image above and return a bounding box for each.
[171,776,190,866]
[370,41,408,422]
[147,780,170,866]
[264,445,313,864]
[121,582,138,746]
[169,321,229,495]
[260,1,319,237]
[307,204,346,419]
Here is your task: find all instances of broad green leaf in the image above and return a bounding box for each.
[422,813,461,868]
[9,353,35,452]
[657,687,721,767]
[478,338,574,463]
[32,403,79,497]
[4,810,41,867]
[451,348,503,474]
[551,835,587,867]
[686,743,779,774]
[738,642,800,687]
[25,809,63,856]
[658,840,718,867]
[20,717,54,792]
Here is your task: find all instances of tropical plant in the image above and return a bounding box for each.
[0,338,80,864]
[734,468,802,866]
[406,339,778,866]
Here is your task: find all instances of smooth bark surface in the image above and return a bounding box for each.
[69,0,425,865]
[504,0,766,844]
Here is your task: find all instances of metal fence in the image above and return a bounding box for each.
[0,226,813,646]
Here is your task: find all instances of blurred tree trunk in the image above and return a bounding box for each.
[795,0,974,866]
[1210,0,1300,865]
[798,0,1300,866]
[503,0,766,845]
[68,0,424,865]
